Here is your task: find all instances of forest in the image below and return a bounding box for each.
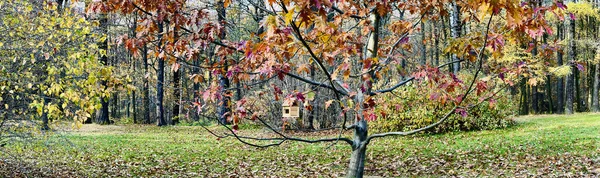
[0,0,599,177]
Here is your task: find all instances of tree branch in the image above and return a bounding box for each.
[367,14,495,142]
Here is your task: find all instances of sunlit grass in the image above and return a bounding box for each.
[1,113,599,177]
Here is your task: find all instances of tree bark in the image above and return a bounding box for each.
[306,64,317,130]
[565,17,576,115]
[450,2,461,73]
[172,33,181,125]
[97,4,110,125]
[346,120,368,178]
[546,75,553,113]
[576,68,582,111]
[217,0,230,125]
[519,79,529,115]
[143,44,151,124]
[531,40,539,114]
[434,20,440,66]
[420,22,426,65]
[193,57,200,121]
[346,10,380,178]
[556,23,565,114]
[593,63,599,112]
[156,18,167,126]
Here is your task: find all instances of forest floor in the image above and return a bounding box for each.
[1,114,599,177]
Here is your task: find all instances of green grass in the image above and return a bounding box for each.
[1,114,600,177]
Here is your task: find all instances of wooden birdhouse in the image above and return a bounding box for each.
[282,102,300,118]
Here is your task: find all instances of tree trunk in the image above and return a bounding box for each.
[172,59,181,125]
[40,96,50,130]
[133,90,137,123]
[306,64,316,130]
[346,120,368,178]
[156,19,167,126]
[420,22,426,65]
[556,23,565,114]
[565,17,576,114]
[97,5,110,125]
[217,0,230,125]
[193,57,200,121]
[172,11,181,125]
[433,20,440,66]
[576,63,582,112]
[519,79,529,115]
[546,75,553,113]
[450,2,461,73]
[112,93,118,119]
[143,44,151,124]
[593,63,599,112]
[531,40,539,114]
[347,10,379,178]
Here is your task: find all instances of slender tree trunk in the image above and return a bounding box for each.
[171,10,181,125]
[420,22,426,65]
[531,40,539,114]
[132,90,137,123]
[112,93,118,119]
[520,79,529,115]
[172,57,181,125]
[575,67,583,111]
[450,2,461,73]
[156,18,167,126]
[217,0,230,124]
[143,44,151,124]
[546,75,553,113]
[556,23,565,114]
[434,20,440,66]
[98,4,110,125]
[307,64,317,130]
[171,70,181,125]
[565,17,576,114]
[193,57,201,121]
[593,63,599,112]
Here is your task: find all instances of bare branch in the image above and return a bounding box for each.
[366,106,457,141]
[373,59,465,94]
[367,14,496,142]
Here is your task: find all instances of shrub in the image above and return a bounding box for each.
[371,74,517,134]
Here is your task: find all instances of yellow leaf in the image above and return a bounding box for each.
[477,2,490,20]
[284,10,294,25]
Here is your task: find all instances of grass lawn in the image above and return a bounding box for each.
[1,113,599,177]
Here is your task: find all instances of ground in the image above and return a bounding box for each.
[1,114,599,177]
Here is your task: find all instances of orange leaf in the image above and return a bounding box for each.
[224,0,231,8]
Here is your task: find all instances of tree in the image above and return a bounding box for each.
[566,13,576,114]
[156,17,167,126]
[1,0,104,132]
[216,0,231,125]
[450,1,462,73]
[97,0,111,125]
[171,9,182,125]
[556,22,565,114]
[101,0,562,176]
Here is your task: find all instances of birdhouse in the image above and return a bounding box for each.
[282,102,300,118]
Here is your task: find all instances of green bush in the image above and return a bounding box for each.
[371,76,517,134]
